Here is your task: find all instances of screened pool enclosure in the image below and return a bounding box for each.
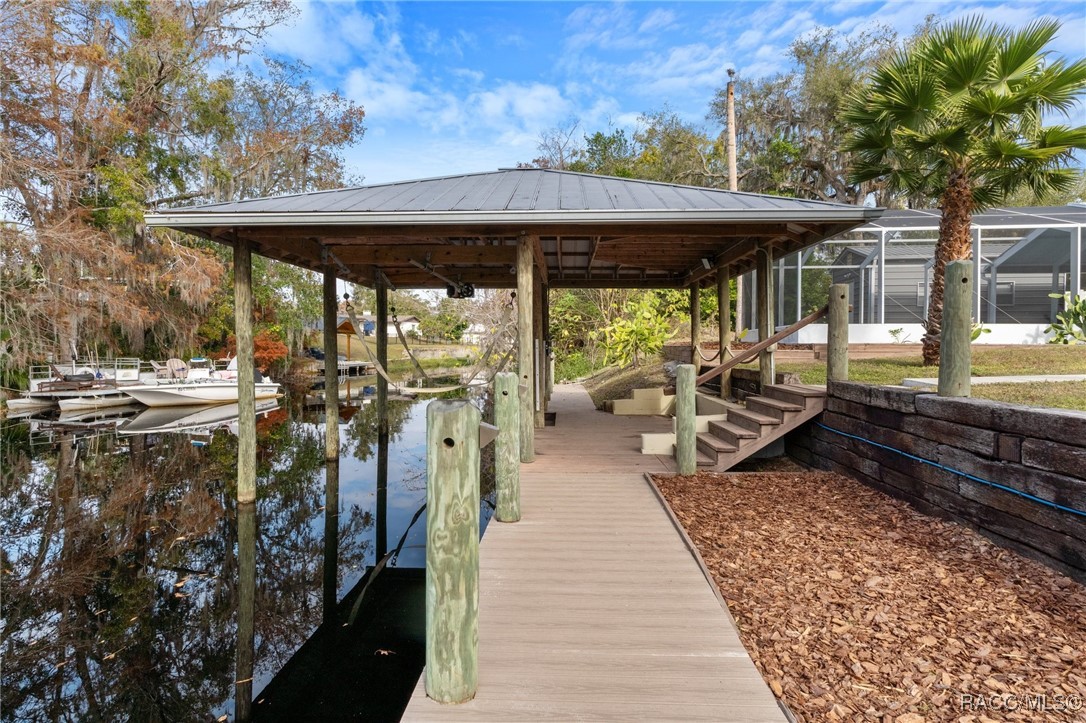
[740,205,1086,345]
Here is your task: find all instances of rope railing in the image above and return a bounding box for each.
[695,304,828,386]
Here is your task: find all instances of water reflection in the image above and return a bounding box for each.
[1,389,495,721]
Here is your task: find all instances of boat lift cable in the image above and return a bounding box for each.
[816,422,1086,519]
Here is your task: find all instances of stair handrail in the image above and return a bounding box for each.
[695,304,828,386]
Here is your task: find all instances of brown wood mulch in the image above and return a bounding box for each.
[653,471,1086,723]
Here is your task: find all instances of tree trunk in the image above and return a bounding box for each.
[922,168,974,366]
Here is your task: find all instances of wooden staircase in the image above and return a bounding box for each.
[692,384,826,470]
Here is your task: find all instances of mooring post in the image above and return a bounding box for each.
[533,271,545,428]
[425,400,480,704]
[323,266,340,461]
[827,283,849,382]
[234,237,256,504]
[939,260,973,398]
[717,266,732,398]
[376,275,389,437]
[516,237,535,462]
[676,364,697,475]
[495,372,520,522]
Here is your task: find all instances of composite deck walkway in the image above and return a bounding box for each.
[403,384,786,721]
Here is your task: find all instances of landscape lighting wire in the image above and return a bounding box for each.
[815,422,1086,519]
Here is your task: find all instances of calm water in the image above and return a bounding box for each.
[0,389,495,721]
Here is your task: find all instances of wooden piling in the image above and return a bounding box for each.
[495,372,520,522]
[689,285,701,371]
[234,238,256,504]
[323,267,339,461]
[542,286,552,403]
[939,260,973,398]
[756,247,775,390]
[517,237,535,462]
[533,272,545,428]
[717,267,732,399]
[425,400,481,704]
[827,283,849,382]
[676,364,696,475]
[376,275,389,437]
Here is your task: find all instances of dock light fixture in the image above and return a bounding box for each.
[701,257,713,270]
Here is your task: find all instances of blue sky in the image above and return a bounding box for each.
[261,1,1086,185]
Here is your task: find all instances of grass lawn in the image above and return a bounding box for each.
[580,346,1086,410]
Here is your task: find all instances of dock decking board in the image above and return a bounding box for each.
[403,384,785,721]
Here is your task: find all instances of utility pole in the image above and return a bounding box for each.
[726,68,744,334]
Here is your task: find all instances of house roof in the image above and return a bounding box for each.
[144,168,881,289]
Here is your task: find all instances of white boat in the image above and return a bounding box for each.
[121,358,281,407]
[58,394,142,411]
[5,396,57,414]
[120,398,281,435]
[8,358,151,414]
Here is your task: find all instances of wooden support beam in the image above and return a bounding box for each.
[323,266,340,461]
[756,246,775,390]
[531,234,548,284]
[376,274,389,438]
[516,237,535,462]
[425,400,480,704]
[717,266,732,398]
[234,237,257,504]
[533,271,544,428]
[332,244,516,265]
[556,237,564,275]
[690,285,701,370]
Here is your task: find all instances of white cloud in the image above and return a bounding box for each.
[639,8,678,34]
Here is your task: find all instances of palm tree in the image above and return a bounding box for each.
[842,17,1086,365]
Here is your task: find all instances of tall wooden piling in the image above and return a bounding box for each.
[234,238,256,503]
[756,246,775,390]
[376,275,389,437]
[516,237,535,462]
[675,364,696,475]
[533,272,545,428]
[495,372,520,522]
[323,267,340,461]
[827,283,849,382]
[425,400,481,704]
[717,266,732,398]
[689,285,701,371]
[939,260,973,398]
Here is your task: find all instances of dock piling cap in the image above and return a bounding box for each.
[479,422,498,448]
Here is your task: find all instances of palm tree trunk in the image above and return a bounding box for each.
[922,168,974,365]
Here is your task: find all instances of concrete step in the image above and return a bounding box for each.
[727,406,782,434]
[707,420,758,447]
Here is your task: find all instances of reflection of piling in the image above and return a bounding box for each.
[495,372,520,522]
[323,460,340,626]
[425,400,480,704]
[376,423,389,560]
[235,502,256,722]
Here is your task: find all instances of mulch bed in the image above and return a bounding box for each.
[653,471,1086,722]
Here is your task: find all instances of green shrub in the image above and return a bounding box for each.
[554,350,600,381]
[1047,291,1086,344]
